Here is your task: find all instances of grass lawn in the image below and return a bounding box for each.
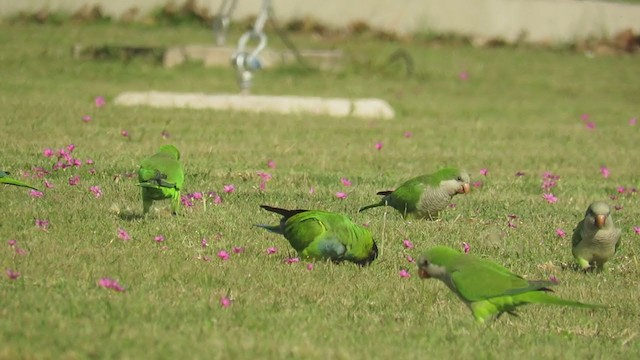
[1,21,639,359]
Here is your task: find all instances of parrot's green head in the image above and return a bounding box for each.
[417,246,460,279]
[437,168,471,196]
[158,145,181,160]
[586,201,611,229]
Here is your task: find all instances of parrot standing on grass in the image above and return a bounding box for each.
[256,205,378,266]
[137,145,184,215]
[358,168,471,220]
[417,246,605,323]
[572,202,621,271]
[1,170,39,191]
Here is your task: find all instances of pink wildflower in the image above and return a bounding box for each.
[543,193,558,204]
[154,235,165,243]
[201,238,208,248]
[66,144,75,153]
[120,130,129,138]
[585,121,596,130]
[404,131,413,138]
[212,195,222,204]
[89,186,102,198]
[181,195,194,207]
[220,296,232,308]
[117,228,131,241]
[266,247,277,255]
[600,166,610,178]
[43,148,54,157]
[406,255,415,263]
[309,187,315,194]
[335,192,348,199]
[94,96,106,107]
[630,117,637,126]
[257,172,272,182]
[399,269,411,278]
[82,115,92,123]
[7,239,17,247]
[375,142,383,150]
[549,275,559,284]
[462,242,470,254]
[232,246,244,254]
[97,278,125,292]
[556,228,566,238]
[306,263,314,271]
[6,269,20,280]
[217,250,230,260]
[285,257,300,264]
[479,168,488,176]
[30,190,44,198]
[35,219,49,231]
[267,160,276,168]
[617,186,625,194]
[68,175,80,186]
[472,181,482,188]
[402,239,414,249]
[633,226,640,234]
[340,177,352,186]
[191,192,203,200]
[459,70,469,81]
[223,184,235,193]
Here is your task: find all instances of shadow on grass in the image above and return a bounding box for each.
[117,211,145,221]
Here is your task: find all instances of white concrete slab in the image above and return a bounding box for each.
[114,91,395,119]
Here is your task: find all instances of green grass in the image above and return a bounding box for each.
[1,22,639,359]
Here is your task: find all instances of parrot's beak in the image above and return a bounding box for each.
[595,214,606,228]
[458,183,470,194]
[418,268,430,279]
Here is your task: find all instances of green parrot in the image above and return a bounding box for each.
[417,246,605,323]
[571,202,621,271]
[1,170,39,191]
[256,205,378,266]
[137,145,184,215]
[358,168,471,220]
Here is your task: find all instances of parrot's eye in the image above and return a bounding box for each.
[456,176,462,181]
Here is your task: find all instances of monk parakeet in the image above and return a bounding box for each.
[359,168,470,220]
[137,145,184,215]
[572,202,621,271]
[417,246,605,323]
[1,170,39,191]
[256,205,378,266]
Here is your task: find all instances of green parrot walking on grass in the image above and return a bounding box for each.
[1,170,39,191]
[417,246,605,323]
[358,168,471,220]
[256,205,378,266]
[572,201,621,271]
[137,145,184,215]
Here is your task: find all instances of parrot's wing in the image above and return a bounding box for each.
[450,258,552,302]
[139,153,184,190]
[571,220,584,248]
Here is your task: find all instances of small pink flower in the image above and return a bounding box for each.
[399,269,411,278]
[212,195,222,204]
[201,238,208,248]
[181,195,194,207]
[161,130,170,139]
[406,255,415,263]
[30,190,44,198]
[458,70,469,81]
[117,228,131,241]
[267,160,276,169]
[223,184,235,193]
[257,172,272,182]
[6,269,20,280]
[89,186,102,198]
[68,175,80,186]
[306,263,314,271]
[259,181,267,191]
[220,296,232,308]
[86,159,94,165]
[617,186,625,194]
[154,235,165,243]
[82,115,92,123]
[555,228,566,238]
[285,257,300,264]
[66,144,76,153]
[335,192,348,199]
[97,278,125,292]
[7,239,17,247]
[94,96,106,107]
[580,113,590,121]
[585,121,596,130]
[472,181,483,188]
[403,131,413,138]
[549,275,559,284]
[43,148,54,157]
[266,247,277,255]
[72,159,82,167]
[15,248,28,256]
[340,177,352,186]
[217,250,230,260]
[232,246,244,254]
[515,171,526,177]
[479,168,488,176]
[309,187,315,194]
[375,142,383,150]
[120,130,129,138]
[629,117,637,126]
[542,193,558,204]
[633,226,640,234]
[191,192,203,200]
[402,239,414,249]
[462,242,470,254]
[600,166,610,178]
[35,219,49,231]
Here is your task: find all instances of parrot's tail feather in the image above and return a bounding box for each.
[254,224,284,234]
[521,291,607,309]
[376,190,393,196]
[0,178,40,191]
[136,181,177,189]
[259,205,307,218]
[358,202,383,213]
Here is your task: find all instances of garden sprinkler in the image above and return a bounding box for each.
[211,0,237,46]
[231,0,270,94]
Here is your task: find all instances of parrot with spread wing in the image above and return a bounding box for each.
[359,168,471,220]
[256,205,378,266]
[137,145,184,215]
[1,170,39,191]
[417,246,605,323]
[572,202,621,271]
